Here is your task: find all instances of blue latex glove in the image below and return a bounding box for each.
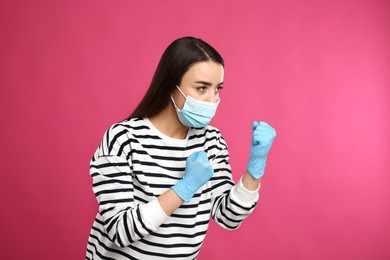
[247,121,276,179]
[172,151,214,202]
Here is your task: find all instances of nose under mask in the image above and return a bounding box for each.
[171,86,220,128]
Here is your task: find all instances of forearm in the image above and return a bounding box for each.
[242,171,261,191]
[211,176,259,230]
[158,188,184,216]
[100,189,182,247]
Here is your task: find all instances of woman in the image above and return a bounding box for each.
[86,36,276,259]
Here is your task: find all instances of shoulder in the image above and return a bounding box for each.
[204,125,225,140]
[92,118,151,160]
[191,124,221,135]
[103,117,149,137]
[101,117,149,146]
[112,117,149,132]
[191,125,228,148]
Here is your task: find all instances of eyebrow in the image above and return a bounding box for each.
[194,81,224,86]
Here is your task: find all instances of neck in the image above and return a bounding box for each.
[149,103,189,139]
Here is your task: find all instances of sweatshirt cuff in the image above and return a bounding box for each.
[141,198,169,231]
[230,177,260,205]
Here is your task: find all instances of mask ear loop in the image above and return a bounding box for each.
[171,86,186,111]
[170,95,180,110]
[176,85,188,99]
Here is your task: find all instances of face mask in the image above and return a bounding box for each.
[171,86,220,128]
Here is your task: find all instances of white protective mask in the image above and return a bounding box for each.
[171,86,220,128]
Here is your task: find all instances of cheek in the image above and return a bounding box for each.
[172,92,186,109]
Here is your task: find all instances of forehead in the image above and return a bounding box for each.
[182,61,224,83]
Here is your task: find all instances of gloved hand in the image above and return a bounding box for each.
[247,121,276,179]
[172,151,214,203]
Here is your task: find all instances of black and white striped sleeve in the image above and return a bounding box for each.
[90,124,168,247]
[210,133,259,230]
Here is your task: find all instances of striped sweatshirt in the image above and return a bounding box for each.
[86,117,260,260]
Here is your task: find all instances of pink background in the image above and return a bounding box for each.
[1,0,389,259]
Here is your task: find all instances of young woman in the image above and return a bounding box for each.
[86,36,276,259]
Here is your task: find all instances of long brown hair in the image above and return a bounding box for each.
[127,36,224,120]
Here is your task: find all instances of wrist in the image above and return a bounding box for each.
[246,157,266,179]
[242,172,261,190]
[158,189,183,216]
[171,179,194,203]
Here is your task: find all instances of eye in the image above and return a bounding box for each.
[216,86,223,93]
[197,86,207,92]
